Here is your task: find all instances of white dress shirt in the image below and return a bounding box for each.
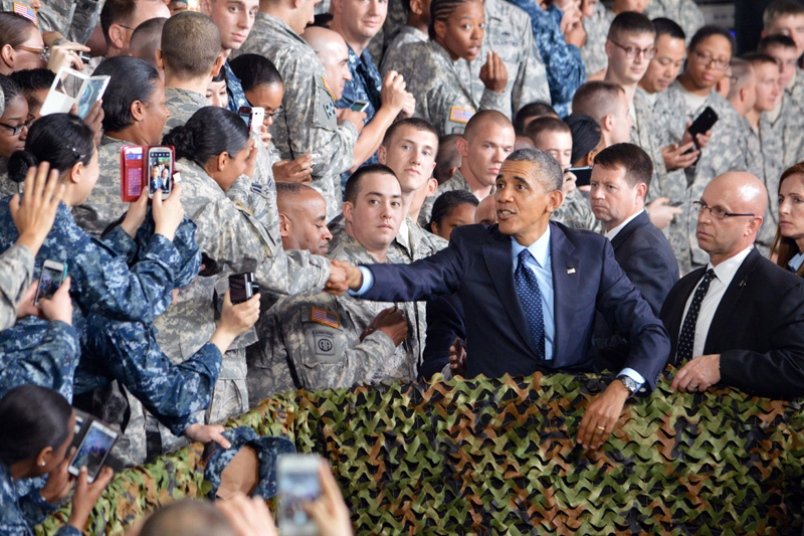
[604,209,645,241]
[679,246,754,358]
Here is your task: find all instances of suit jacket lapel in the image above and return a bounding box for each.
[482,227,535,356]
[610,211,648,251]
[549,223,580,366]
[704,249,758,353]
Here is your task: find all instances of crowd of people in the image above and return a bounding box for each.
[0,0,803,534]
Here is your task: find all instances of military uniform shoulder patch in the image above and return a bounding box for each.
[309,306,340,329]
[448,106,475,125]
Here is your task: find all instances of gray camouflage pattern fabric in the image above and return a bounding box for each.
[644,0,705,43]
[0,244,34,330]
[239,13,358,219]
[581,1,612,77]
[382,40,508,136]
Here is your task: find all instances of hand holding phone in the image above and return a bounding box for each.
[350,101,369,113]
[278,454,323,536]
[147,146,174,199]
[68,420,119,484]
[685,106,718,152]
[35,260,67,306]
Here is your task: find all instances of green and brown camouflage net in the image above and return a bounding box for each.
[37,371,804,535]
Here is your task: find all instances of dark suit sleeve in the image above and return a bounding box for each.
[619,243,679,316]
[361,231,468,302]
[595,239,672,391]
[719,283,804,399]
[420,294,465,380]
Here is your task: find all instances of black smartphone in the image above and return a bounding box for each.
[687,106,718,148]
[567,166,593,187]
[229,272,259,304]
[34,260,66,305]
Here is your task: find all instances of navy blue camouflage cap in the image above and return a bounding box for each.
[203,427,296,500]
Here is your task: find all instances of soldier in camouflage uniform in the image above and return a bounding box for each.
[581,0,613,77]
[239,8,361,220]
[249,166,413,399]
[503,0,586,116]
[644,0,705,43]
[382,0,509,136]
[380,0,429,73]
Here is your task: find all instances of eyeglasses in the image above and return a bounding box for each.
[693,200,755,220]
[691,50,730,71]
[0,120,32,137]
[609,39,656,60]
[14,44,47,61]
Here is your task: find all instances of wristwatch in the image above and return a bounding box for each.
[616,374,640,397]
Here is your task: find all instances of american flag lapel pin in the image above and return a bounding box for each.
[566,267,576,275]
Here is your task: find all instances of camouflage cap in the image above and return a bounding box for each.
[203,426,295,500]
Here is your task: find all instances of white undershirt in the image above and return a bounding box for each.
[679,246,753,358]
[605,210,644,241]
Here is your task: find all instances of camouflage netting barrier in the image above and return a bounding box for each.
[38,371,804,534]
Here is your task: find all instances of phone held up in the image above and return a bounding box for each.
[238,106,265,137]
[120,145,175,202]
[229,272,260,304]
[683,106,718,155]
[34,259,67,305]
[278,454,323,536]
[566,166,592,188]
[67,411,119,484]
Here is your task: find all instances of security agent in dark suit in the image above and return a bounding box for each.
[661,172,804,400]
[336,148,671,449]
[590,144,679,362]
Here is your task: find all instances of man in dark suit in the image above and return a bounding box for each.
[336,148,671,449]
[590,143,679,362]
[661,171,804,400]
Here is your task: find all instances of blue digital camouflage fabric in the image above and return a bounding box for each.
[0,202,180,328]
[83,313,222,437]
[0,317,80,402]
[223,61,250,115]
[337,46,382,126]
[203,427,295,499]
[503,0,586,116]
[0,462,80,536]
[0,244,34,330]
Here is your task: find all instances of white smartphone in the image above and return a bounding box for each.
[250,107,265,136]
[278,454,323,536]
[68,420,119,483]
[34,260,66,305]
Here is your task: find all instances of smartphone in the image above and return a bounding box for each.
[566,166,593,188]
[249,107,265,136]
[68,420,119,483]
[229,272,259,304]
[278,454,322,536]
[238,106,253,128]
[687,106,718,148]
[120,146,145,202]
[34,260,66,305]
[146,146,174,199]
[350,100,369,112]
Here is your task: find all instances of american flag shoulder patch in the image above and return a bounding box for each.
[309,306,340,329]
[13,2,36,23]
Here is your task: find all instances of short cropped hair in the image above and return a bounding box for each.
[514,100,558,134]
[742,51,783,69]
[565,114,602,164]
[504,148,563,192]
[344,163,399,204]
[524,116,571,143]
[463,110,512,140]
[381,117,438,147]
[608,11,655,41]
[571,81,624,124]
[139,499,233,536]
[229,54,283,91]
[726,58,754,100]
[763,0,804,29]
[100,0,137,43]
[161,11,221,78]
[594,143,653,190]
[758,33,798,52]
[652,17,685,41]
[688,25,735,55]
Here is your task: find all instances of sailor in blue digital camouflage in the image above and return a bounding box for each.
[503,0,586,116]
[239,10,360,219]
[0,316,80,402]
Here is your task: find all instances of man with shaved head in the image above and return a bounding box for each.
[276,182,333,255]
[303,26,352,101]
[660,172,804,399]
